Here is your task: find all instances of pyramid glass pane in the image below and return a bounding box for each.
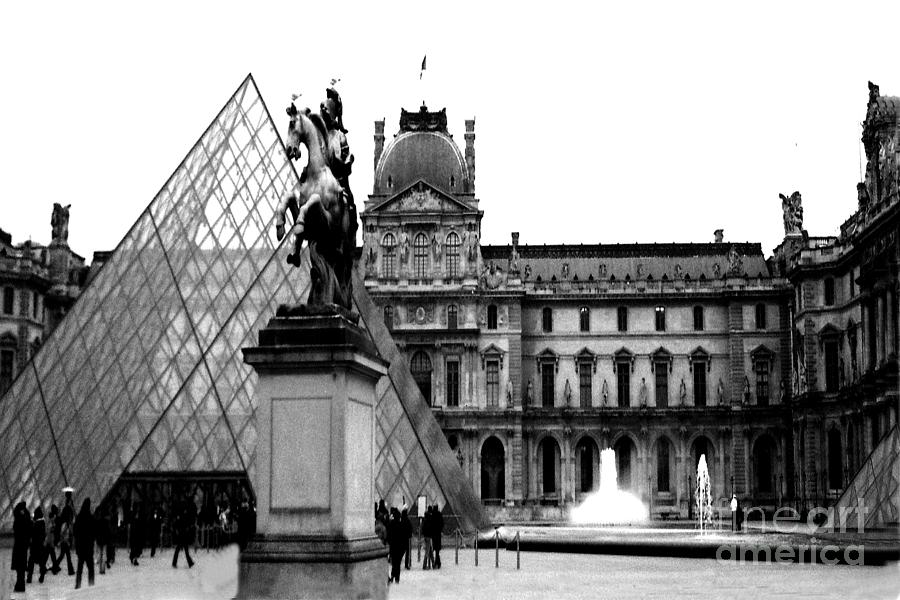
[0,74,486,534]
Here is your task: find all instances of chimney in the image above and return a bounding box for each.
[464,118,475,192]
[374,119,385,173]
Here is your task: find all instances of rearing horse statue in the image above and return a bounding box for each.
[276,103,356,311]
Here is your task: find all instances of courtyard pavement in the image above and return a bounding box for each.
[0,545,897,599]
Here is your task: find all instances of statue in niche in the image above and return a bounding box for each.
[779,191,804,235]
[275,86,357,312]
[465,229,480,262]
[431,233,442,260]
[561,263,570,280]
[779,379,787,403]
[712,263,721,278]
[399,231,410,264]
[523,264,532,280]
[743,376,751,405]
[601,379,609,406]
[506,379,513,405]
[639,378,648,408]
[525,379,534,407]
[716,379,724,406]
[51,203,71,244]
[679,378,687,406]
[564,378,572,406]
[674,264,683,279]
[714,229,724,243]
[598,263,607,278]
[636,263,644,278]
[727,245,742,276]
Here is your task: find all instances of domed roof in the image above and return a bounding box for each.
[374,106,471,195]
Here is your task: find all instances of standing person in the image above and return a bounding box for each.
[45,505,60,576]
[431,504,444,569]
[730,494,738,532]
[94,506,110,575]
[106,502,118,568]
[27,506,46,584]
[421,506,433,570]
[386,508,404,584]
[172,501,195,569]
[400,507,412,570]
[129,502,144,566]
[73,498,96,590]
[12,501,31,593]
[55,500,75,575]
[148,504,162,557]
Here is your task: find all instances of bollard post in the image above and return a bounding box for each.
[415,535,419,562]
[455,529,460,565]
[495,529,499,568]
[474,533,478,566]
[516,531,520,570]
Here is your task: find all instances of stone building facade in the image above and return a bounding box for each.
[361,85,898,521]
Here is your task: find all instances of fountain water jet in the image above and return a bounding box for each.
[695,454,714,533]
[570,448,648,525]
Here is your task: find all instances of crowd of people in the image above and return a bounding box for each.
[10,490,257,594]
[374,499,444,585]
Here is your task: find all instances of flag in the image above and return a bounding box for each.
[420,55,427,79]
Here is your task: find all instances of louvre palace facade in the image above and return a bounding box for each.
[361,85,899,521]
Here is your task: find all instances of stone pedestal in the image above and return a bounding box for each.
[238,313,389,600]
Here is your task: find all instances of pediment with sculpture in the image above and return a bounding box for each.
[369,180,475,214]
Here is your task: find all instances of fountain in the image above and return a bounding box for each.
[695,454,714,533]
[570,448,648,525]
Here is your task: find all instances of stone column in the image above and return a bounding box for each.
[239,313,388,600]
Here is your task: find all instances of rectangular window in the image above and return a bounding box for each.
[448,305,458,330]
[655,306,666,331]
[693,306,704,331]
[487,305,497,329]
[824,278,835,306]
[19,291,29,317]
[578,362,592,408]
[541,363,555,407]
[824,339,839,393]
[616,362,630,407]
[383,306,393,331]
[756,304,767,329]
[542,308,553,333]
[657,443,670,492]
[32,292,39,319]
[617,307,628,332]
[755,361,769,406]
[849,269,855,298]
[2,287,13,315]
[693,363,707,407]
[446,358,460,407]
[486,360,499,407]
[579,307,590,332]
[655,363,668,407]
[0,349,14,394]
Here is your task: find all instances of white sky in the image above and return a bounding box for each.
[2,1,899,260]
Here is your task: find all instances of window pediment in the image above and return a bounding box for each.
[649,347,673,373]
[481,343,505,369]
[750,344,775,367]
[575,347,597,372]
[689,346,711,372]
[536,348,559,372]
[613,347,634,373]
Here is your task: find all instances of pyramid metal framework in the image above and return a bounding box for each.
[0,75,486,533]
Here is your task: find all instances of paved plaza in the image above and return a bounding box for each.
[1,545,898,599]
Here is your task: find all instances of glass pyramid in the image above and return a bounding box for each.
[0,74,485,533]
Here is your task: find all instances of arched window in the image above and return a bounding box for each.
[614,437,635,491]
[481,437,505,500]
[753,436,776,494]
[487,305,498,329]
[579,306,590,332]
[413,233,429,278]
[383,305,394,331]
[447,304,458,330]
[542,307,553,332]
[575,437,598,493]
[693,306,704,331]
[656,438,672,492]
[410,351,433,405]
[828,427,843,490]
[540,437,560,495]
[381,233,396,278]
[445,232,461,278]
[0,333,17,395]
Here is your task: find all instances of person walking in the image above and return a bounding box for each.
[95,506,110,575]
[400,507,413,570]
[386,508,404,584]
[74,498,96,590]
[129,502,145,566]
[12,501,31,593]
[45,505,61,576]
[431,504,444,569]
[106,502,118,568]
[172,502,195,569]
[421,506,433,570]
[55,501,75,575]
[27,506,47,584]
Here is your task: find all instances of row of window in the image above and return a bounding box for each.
[382,304,497,331]
[380,232,463,279]
[540,304,768,333]
[798,274,854,310]
[1,287,42,320]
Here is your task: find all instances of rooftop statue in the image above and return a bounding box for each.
[779,191,804,235]
[51,203,71,244]
[276,87,358,312]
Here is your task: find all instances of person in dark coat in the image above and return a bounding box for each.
[421,506,433,570]
[129,502,145,566]
[400,508,413,570]
[106,502,118,568]
[148,504,162,557]
[431,504,444,569]
[74,498,96,589]
[27,506,46,584]
[172,501,195,568]
[45,505,61,575]
[12,501,31,592]
[386,508,404,584]
[95,506,110,575]
[54,501,75,575]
